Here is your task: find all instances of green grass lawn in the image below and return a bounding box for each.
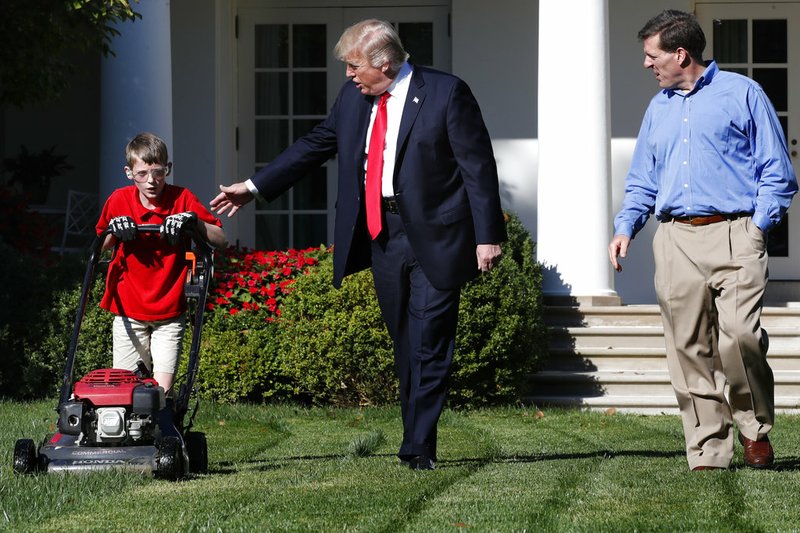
[2,400,800,532]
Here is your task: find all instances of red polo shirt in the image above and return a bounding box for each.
[96,185,222,321]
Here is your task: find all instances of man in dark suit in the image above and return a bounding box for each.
[210,19,506,470]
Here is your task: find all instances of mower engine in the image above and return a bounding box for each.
[58,369,166,445]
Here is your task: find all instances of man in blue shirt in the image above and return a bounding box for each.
[609,10,797,471]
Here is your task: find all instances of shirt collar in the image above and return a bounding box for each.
[385,62,412,99]
[665,60,717,98]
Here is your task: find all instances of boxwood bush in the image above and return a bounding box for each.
[0,239,91,399]
[274,212,547,407]
[11,213,547,407]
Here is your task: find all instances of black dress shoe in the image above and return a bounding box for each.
[408,455,436,470]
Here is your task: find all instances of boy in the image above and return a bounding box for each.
[96,132,228,394]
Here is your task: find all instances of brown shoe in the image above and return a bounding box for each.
[738,432,775,469]
[692,466,726,471]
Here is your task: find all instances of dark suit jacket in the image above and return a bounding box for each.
[251,65,507,290]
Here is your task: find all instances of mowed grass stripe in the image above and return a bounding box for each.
[6,403,800,531]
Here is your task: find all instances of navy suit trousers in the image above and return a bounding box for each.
[370,210,460,461]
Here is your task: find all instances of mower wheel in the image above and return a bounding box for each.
[185,431,208,474]
[13,439,38,475]
[156,436,184,481]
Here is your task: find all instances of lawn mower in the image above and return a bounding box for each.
[13,224,213,480]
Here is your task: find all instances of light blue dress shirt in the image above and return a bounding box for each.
[614,61,798,238]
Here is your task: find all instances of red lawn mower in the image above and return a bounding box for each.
[13,224,213,480]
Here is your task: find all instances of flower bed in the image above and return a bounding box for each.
[208,245,327,320]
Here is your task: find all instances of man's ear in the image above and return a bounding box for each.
[676,47,691,67]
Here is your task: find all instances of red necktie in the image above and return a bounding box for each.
[366,92,390,239]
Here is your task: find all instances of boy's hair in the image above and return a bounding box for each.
[126,132,169,167]
[334,19,409,77]
[638,9,706,64]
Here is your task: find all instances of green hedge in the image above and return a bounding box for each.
[9,213,547,407]
[274,212,547,407]
[0,239,91,399]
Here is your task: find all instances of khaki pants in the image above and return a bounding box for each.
[112,315,185,375]
[653,217,773,470]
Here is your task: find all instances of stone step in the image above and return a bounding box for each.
[543,346,800,372]
[545,305,800,328]
[549,326,800,351]
[536,305,800,413]
[522,394,800,414]
[528,370,800,397]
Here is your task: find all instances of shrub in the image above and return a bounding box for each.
[8,213,547,408]
[179,324,287,404]
[23,272,113,399]
[0,238,86,399]
[274,212,546,407]
[452,215,547,405]
[184,245,325,403]
[275,257,397,406]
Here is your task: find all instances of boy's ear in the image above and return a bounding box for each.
[125,167,133,179]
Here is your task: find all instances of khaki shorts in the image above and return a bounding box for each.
[112,315,186,375]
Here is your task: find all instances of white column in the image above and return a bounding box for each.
[99,0,173,202]
[537,0,617,304]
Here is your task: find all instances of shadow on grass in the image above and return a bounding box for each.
[211,451,800,475]
[211,449,688,474]
[442,449,686,467]
[772,456,800,471]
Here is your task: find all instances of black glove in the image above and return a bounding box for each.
[160,211,197,245]
[108,216,137,242]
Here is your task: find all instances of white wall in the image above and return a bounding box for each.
[451,0,539,262]
[171,0,218,205]
[451,0,697,304]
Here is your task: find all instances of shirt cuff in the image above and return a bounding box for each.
[751,212,771,234]
[244,178,265,203]
[613,224,634,239]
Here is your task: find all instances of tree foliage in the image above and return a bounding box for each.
[0,0,140,108]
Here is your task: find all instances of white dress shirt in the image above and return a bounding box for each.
[365,62,413,198]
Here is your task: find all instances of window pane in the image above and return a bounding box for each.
[294,214,328,248]
[293,24,327,68]
[399,22,433,66]
[753,19,786,63]
[752,68,787,111]
[256,214,289,250]
[293,118,322,141]
[255,72,288,115]
[255,165,289,210]
[255,119,289,162]
[779,116,788,142]
[293,72,327,114]
[768,215,789,257]
[713,19,747,63]
[293,167,327,210]
[256,25,288,68]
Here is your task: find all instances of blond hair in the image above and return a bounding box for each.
[334,19,409,75]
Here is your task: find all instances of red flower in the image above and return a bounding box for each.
[208,244,329,322]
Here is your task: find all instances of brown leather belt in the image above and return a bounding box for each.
[383,197,400,214]
[670,213,748,226]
